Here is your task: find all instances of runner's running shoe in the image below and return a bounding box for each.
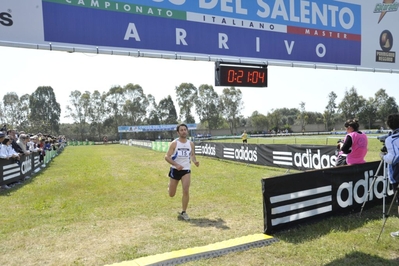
[390,231,399,238]
[179,211,190,221]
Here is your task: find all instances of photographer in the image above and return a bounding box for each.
[336,119,368,166]
[380,113,399,238]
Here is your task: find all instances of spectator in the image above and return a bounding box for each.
[241,130,248,144]
[380,113,399,237]
[38,139,46,163]
[7,129,23,155]
[1,135,20,162]
[28,135,41,153]
[16,134,31,156]
[0,132,6,159]
[337,119,368,165]
[0,133,12,190]
[44,139,52,153]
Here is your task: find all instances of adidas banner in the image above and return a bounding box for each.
[0,147,64,186]
[261,161,391,234]
[195,142,336,170]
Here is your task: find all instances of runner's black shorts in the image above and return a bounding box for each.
[168,168,191,180]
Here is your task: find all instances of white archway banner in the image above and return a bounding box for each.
[1,0,398,72]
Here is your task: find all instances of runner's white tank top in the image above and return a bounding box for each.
[171,139,191,170]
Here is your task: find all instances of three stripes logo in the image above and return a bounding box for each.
[194,145,202,154]
[2,163,20,181]
[270,185,333,226]
[33,154,42,173]
[272,151,293,166]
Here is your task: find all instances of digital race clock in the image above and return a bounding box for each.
[215,62,268,87]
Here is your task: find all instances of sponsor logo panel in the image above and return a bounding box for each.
[2,163,21,181]
[223,146,257,162]
[273,149,336,169]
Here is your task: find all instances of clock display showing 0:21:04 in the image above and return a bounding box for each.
[219,65,267,87]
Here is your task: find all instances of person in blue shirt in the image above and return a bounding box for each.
[380,113,399,238]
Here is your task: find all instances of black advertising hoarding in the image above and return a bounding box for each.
[1,148,63,186]
[261,161,391,234]
[194,142,337,170]
[1,154,33,184]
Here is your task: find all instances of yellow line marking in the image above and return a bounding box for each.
[107,234,277,266]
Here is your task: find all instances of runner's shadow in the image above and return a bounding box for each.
[179,217,230,230]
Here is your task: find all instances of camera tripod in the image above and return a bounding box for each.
[377,186,399,242]
[358,158,399,241]
[359,159,388,218]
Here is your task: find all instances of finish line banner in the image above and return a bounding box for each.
[41,0,360,65]
[195,142,336,170]
[1,0,398,71]
[261,161,392,234]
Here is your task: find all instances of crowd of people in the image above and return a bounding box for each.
[0,127,66,189]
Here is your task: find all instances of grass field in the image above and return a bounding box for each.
[1,136,398,266]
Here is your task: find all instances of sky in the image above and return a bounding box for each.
[1,46,398,124]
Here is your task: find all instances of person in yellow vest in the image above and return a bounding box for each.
[241,130,248,144]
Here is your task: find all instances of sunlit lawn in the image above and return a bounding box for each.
[0,136,397,266]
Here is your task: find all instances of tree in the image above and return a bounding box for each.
[123,83,148,126]
[65,90,92,140]
[277,108,299,126]
[89,90,107,141]
[175,83,197,124]
[374,89,398,123]
[157,95,178,138]
[324,91,337,131]
[19,94,31,131]
[250,111,269,132]
[267,109,283,132]
[220,87,243,134]
[195,84,222,134]
[146,94,159,124]
[338,87,366,120]
[105,86,126,138]
[146,94,161,139]
[29,86,61,134]
[358,97,378,129]
[297,102,308,131]
[158,95,178,125]
[2,92,20,129]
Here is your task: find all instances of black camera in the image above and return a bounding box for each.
[377,133,391,153]
[377,133,390,143]
[381,145,387,153]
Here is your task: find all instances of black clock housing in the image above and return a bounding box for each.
[215,62,268,87]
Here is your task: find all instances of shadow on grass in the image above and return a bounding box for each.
[179,217,230,229]
[275,205,391,244]
[323,251,399,266]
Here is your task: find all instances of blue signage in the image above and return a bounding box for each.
[42,0,361,65]
[118,124,197,132]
